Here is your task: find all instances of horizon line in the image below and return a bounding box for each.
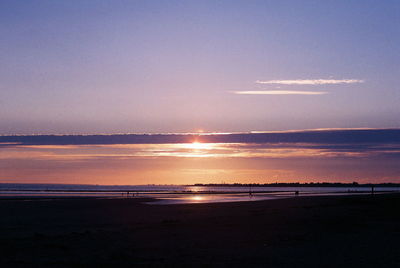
[0,181,398,186]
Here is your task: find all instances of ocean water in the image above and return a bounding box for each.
[0,183,399,204]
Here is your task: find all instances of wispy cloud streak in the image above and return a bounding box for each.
[233,90,327,95]
[255,79,364,85]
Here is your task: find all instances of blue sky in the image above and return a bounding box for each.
[1,0,399,134]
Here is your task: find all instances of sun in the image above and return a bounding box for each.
[185,141,214,150]
[178,141,216,157]
[188,142,205,150]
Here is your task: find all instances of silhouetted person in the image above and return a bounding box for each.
[295,191,299,196]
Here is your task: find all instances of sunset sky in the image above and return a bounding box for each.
[1,1,399,184]
[1,0,399,134]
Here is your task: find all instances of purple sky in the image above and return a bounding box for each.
[1,0,399,134]
[1,1,400,184]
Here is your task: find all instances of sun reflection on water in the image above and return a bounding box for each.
[191,195,203,201]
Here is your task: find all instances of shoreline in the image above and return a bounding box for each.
[0,189,396,205]
[1,193,399,266]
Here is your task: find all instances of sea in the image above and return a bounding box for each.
[1,183,399,204]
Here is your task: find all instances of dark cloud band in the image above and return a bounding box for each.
[1,129,399,146]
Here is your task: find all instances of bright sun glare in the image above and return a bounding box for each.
[186,142,211,150]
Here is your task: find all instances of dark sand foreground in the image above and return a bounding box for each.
[1,194,399,267]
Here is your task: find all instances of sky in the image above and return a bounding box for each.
[1,129,400,184]
[1,1,400,184]
[1,0,399,134]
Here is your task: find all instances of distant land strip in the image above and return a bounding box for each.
[193,182,400,187]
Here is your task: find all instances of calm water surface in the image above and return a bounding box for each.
[1,183,398,204]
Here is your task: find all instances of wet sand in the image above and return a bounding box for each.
[1,194,399,267]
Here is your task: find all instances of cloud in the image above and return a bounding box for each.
[233,90,327,95]
[255,79,364,85]
[2,138,400,161]
[1,128,400,146]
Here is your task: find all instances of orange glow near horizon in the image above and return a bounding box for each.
[0,142,400,185]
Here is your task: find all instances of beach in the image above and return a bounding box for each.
[1,193,399,267]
